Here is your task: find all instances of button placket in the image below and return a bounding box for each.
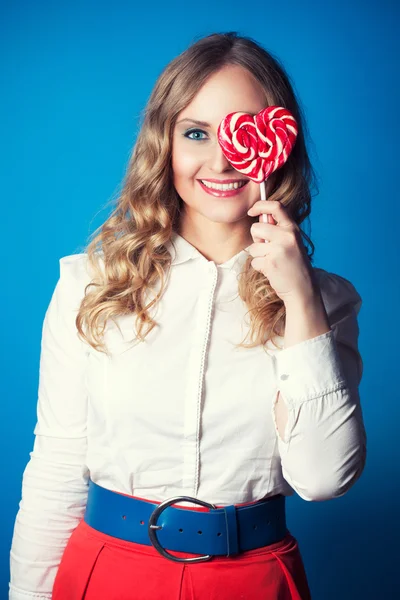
[182,263,219,496]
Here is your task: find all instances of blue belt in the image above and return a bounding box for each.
[84,479,288,563]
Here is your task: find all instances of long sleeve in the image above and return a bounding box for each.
[271,269,367,501]
[9,255,91,599]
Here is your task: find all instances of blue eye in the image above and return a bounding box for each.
[184,128,208,141]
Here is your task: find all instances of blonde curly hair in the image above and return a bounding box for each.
[76,32,318,355]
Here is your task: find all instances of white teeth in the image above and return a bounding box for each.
[200,180,247,191]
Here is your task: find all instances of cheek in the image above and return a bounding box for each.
[172,142,203,179]
[248,180,261,200]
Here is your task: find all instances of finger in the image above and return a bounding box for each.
[251,233,266,244]
[251,222,283,241]
[248,200,292,227]
[248,242,272,258]
[250,256,269,273]
[260,213,277,225]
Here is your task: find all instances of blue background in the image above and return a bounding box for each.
[1,0,398,598]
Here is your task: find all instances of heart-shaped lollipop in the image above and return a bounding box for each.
[217,106,298,235]
[217,106,298,185]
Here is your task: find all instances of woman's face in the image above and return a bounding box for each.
[172,64,272,228]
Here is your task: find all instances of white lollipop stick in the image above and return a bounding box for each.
[260,179,270,243]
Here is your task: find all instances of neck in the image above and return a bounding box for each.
[177,215,255,265]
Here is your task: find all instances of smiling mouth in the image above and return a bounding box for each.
[197,179,249,198]
[199,179,248,191]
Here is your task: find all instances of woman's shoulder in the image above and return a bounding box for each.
[312,266,362,316]
[57,251,104,294]
[59,251,103,274]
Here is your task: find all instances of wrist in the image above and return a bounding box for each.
[282,268,322,308]
[283,291,331,348]
[283,287,322,310]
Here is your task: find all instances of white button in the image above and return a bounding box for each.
[280,374,289,381]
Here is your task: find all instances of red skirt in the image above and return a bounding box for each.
[52,497,312,600]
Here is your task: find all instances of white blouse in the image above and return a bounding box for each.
[9,232,367,599]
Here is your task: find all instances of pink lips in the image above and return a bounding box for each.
[198,179,249,197]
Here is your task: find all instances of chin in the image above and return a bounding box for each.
[201,206,249,224]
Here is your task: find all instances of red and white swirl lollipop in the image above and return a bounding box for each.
[217,106,298,236]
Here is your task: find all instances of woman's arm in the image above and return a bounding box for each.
[274,283,332,438]
[271,269,367,501]
[9,255,91,599]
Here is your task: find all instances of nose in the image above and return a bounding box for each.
[208,140,234,173]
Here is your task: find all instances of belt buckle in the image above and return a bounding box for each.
[148,495,217,563]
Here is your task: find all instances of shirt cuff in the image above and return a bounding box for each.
[8,583,52,600]
[274,330,348,405]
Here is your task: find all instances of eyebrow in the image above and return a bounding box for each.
[176,113,258,128]
[176,118,211,127]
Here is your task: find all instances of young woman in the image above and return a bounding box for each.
[9,32,367,600]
